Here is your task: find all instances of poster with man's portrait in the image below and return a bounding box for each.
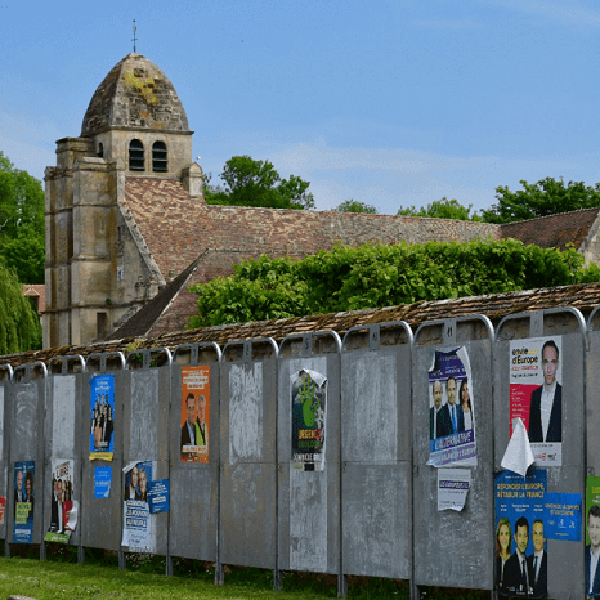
[13,461,34,544]
[89,374,116,461]
[45,459,77,543]
[291,369,327,471]
[427,347,476,467]
[180,366,210,463]
[122,460,153,550]
[509,337,562,466]
[586,476,600,599]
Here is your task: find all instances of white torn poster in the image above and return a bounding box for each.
[438,468,471,511]
[501,417,534,477]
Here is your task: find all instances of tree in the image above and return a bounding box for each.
[482,177,600,224]
[0,258,41,353]
[0,152,45,283]
[205,156,314,210]
[398,197,481,221]
[336,200,378,214]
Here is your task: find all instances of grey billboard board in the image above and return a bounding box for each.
[80,353,125,554]
[219,338,278,572]
[277,331,342,586]
[340,323,413,586]
[412,316,494,594]
[42,356,86,554]
[0,364,13,542]
[495,309,586,600]
[122,349,172,557]
[8,362,47,551]
[169,343,220,574]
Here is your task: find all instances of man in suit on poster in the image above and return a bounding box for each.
[587,506,600,597]
[446,376,465,434]
[430,380,451,439]
[504,516,532,595]
[528,340,561,443]
[528,519,547,597]
[181,393,197,451]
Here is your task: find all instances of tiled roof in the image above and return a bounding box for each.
[5,282,600,367]
[23,285,45,314]
[123,177,208,278]
[501,208,600,250]
[108,255,204,340]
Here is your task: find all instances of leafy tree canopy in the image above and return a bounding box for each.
[204,156,314,210]
[189,239,600,328]
[336,200,378,214]
[0,258,42,353]
[0,152,45,283]
[398,197,482,221]
[482,177,600,224]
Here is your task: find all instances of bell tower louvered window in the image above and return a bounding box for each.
[129,139,144,171]
[152,141,167,173]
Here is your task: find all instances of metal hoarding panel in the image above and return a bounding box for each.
[413,318,494,590]
[277,345,341,574]
[495,310,585,600]
[169,347,219,562]
[80,360,124,552]
[219,340,277,569]
[340,324,412,579]
[121,363,170,555]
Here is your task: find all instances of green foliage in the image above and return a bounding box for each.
[0,259,41,353]
[205,155,314,210]
[0,151,45,283]
[189,239,600,328]
[398,197,482,221]
[483,177,600,224]
[336,200,378,214]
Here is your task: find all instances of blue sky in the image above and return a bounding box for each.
[1,0,600,214]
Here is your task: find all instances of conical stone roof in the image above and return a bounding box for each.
[81,53,190,137]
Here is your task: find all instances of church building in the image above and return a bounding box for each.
[42,54,600,349]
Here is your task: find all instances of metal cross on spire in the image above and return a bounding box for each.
[132,19,138,53]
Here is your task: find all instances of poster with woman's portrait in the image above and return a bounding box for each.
[89,375,116,461]
[45,459,77,543]
[427,347,476,467]
[180,366,210,463]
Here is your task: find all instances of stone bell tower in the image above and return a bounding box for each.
[43,53,203,348]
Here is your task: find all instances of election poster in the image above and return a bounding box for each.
[180,366,210,463]
[89,374,116,461]
[291,369,326,471]
[122,460,154,550]
[0,497,5,526]
[586,476,600,598]
[437,468,470,511]
[94,466,112,498]
[427,347,476,467]
[495,469,547,598]
[509,337,562,467]
[13,461,34,544]
[45,459,78,543]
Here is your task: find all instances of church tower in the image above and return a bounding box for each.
[43,53,204,348]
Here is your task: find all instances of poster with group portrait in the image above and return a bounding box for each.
[45,459,77,543]
[510,337,562,467]
[427,347,476,467]
[291,369,327,471]
[122,460,153,550]
[586,476,600,599]
[180,366,210,463]
[13,461,34,544]
[89,374,116,461]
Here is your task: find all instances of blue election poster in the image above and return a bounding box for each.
[89,374,116,461]
[544,492,582,542]
[13,461,35,544]
[495,469,547,598]
[148,479,169,514]
[94,467,112,498]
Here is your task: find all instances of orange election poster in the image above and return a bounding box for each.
[180,366,210,463]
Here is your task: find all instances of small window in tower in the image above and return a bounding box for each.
[98,142,104,158]
[129,139,144,171]
[97,312,108,340]
[152,141,167,173]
